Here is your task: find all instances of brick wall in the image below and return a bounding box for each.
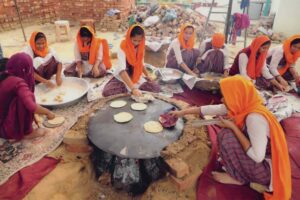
[0,0,135,32]
[0,0,58,31]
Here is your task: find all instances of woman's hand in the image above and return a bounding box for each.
[223,70,229,77]
[76,64,83,78]
[132,88,142,97]
[56,75,62,86]
[45,80,55,88]
[169,110,185,118]
[216,116,237,130]
[92,66,100,78]
[46,111,55,120]
[277,76,289,87]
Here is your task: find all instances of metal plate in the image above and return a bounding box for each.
[88,96,184,159]
[195,72,222,91]
[34,77,89,108]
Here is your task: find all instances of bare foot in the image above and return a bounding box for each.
[212,171,243,185]
[24,128,47,140]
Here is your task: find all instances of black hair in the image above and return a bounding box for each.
[80,27,92,38]
[130,25,144,37]
[0,58,9,81]
[35,32,46,42]
[261,40,271,47]
[291,38,300,46]
[184,25,194,31]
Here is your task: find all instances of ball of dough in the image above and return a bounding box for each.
[110,100,127,108]
[144,121,163,133]
[113,112,133,123]
[131,103,147,111]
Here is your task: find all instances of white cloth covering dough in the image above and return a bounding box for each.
[131,103,148,111]
[109,100,127,108]
[144,121,163,133]
[113,112,133,123]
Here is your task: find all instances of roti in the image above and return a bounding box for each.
[47,116,65,125]
[114,112,133,123]
[144,121,163,133]
[131,103,147,111]
[110,100,127,108]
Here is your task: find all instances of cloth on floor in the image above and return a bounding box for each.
[0,157,58,200]
[0,98,93,185]
[173,84,221,106]
[197,125,264,200]
[259,91,300,121]
[86,75,113,102]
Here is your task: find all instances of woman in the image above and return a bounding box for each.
[197,33,230,76]
[267,35,300,86]
[0,53,55,141]
[64,26,112,78]
[23,32,63,88]
[230,35,285,91]
[165,24,200,76]
[170,75,291,200]
[102,24,160,97]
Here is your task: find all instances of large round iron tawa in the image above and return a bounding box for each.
[88,96,184,159]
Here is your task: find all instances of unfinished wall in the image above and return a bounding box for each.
[0,0,135,32]
[0,0,58,31]
[273,0,300,36]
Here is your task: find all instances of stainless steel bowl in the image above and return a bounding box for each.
[35,77,89,109]
[156,68,183,84]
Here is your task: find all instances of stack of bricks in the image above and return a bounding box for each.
[0,0,58,32]
[58,0,134,26]
[99,13,126,32]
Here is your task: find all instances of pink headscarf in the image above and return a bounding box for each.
[6,53,35,92]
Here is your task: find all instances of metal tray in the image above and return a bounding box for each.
[34,77,89,109]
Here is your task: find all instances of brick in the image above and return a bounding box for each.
[170,169,203,191]
[165,158,189,178]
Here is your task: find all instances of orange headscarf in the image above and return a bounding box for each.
[120,24,145,84]
[212,33,225,48]
[246,36,270,79]
[278,34,300,75]
[76,26,111,69]
[178,24,195,50]
[220,75,291,200]
[29,32,49,58]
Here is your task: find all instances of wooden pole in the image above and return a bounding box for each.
[224,0,233,43]
[199,0,215,43]
[13,0,27,42]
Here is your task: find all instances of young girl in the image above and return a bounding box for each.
[267,35,300,86]
[170,75,291,200]
[64,26,111,78]
[102,24,160,97]
[23,32,63,88]
[197,33,230,76]
[0,53,55,140]
[165,24,200,76]
[229,35,285,91]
